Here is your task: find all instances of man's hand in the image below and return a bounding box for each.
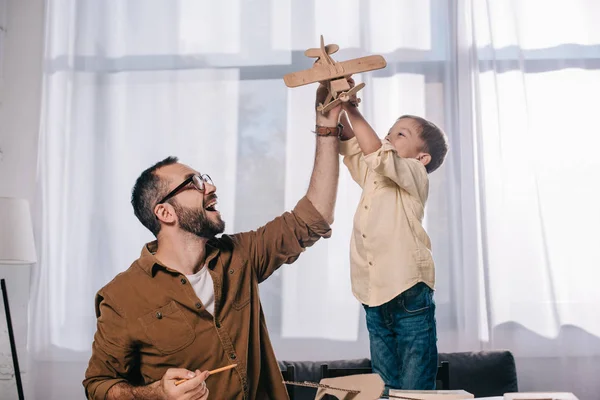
[315,83,343,127]
[160,368,210,400]
[105,368,210,400]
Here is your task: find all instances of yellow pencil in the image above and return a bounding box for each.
[175,363,237,386]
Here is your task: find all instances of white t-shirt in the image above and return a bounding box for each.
[186,266,215,315]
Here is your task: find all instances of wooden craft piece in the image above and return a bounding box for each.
[285,373,384,400]
[318,82,365,113]
[283,35,386,113]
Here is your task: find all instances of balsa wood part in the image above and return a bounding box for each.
[314,374,384,400]
[284,55,386,88]
[283,35,386,114]
[318,82,365,113]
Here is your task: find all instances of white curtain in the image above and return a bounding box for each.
[0,0,6,82]
[465,1,600,399]
[28,0,600,399]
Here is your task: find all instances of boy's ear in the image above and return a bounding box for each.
[416,153,431,167]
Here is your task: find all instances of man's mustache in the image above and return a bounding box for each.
[204,194,218,205]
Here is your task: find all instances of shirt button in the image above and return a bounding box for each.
[369,261,373,266]
[374,181,378,185]
[229,269,234,274]
[364,205,368,210]
[156,312,162,319]
[229,353,237,360]
[195,302,202,309]
[362,234,366,238]
[180,278,187,284]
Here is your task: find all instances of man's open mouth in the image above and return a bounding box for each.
[205,199,218,212]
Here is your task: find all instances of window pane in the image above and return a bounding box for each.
[474,0,600,50]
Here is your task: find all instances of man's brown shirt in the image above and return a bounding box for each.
[83,197,331,399]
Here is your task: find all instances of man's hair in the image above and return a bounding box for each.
[131,156,179,237]
[398,115,448,173]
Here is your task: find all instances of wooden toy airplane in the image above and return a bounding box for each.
[285,373,385,400]
[283,35,387,113]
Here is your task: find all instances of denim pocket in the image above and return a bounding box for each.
[399,283,431,314]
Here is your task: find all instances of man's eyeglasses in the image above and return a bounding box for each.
[157,174,213,205]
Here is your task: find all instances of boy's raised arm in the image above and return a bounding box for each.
[341,79,381,155]
[344,105,381,155]
[339,111,369,188]
[339,112,355,141]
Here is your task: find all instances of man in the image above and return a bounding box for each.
[83,85,343,399]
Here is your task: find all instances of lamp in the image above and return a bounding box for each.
[0,197,37,400]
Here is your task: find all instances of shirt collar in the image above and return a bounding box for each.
[136,239,221,277]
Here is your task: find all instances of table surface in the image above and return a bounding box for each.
[378,397,502,400]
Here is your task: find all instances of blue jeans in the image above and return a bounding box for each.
[363,283,438,393]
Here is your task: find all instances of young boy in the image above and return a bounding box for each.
[338,82,448,393]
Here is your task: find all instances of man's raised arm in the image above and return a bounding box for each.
[306,83,342,224]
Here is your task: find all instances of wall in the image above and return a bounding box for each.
[0,0,44,399]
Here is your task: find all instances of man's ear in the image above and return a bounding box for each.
[416,152,431,167]
[154,203,177,225]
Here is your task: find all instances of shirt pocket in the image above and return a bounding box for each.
[139,301,195,354]
[230,260,251,310]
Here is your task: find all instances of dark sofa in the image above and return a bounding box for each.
[279,350,518,400]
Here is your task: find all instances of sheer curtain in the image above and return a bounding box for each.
[467,1,600,398]
[28,0,600,399]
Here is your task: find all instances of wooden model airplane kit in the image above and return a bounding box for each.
[283,35,387,113]
[285,373,385,400]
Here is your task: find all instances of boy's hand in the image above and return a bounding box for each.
[315,83,342,127]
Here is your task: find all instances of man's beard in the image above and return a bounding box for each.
[171,200,225,239]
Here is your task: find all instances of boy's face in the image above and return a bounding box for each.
[385,118,431,168]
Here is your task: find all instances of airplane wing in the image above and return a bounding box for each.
[283,65,339,88]
[283,55,387,88]
[335,55,387,76]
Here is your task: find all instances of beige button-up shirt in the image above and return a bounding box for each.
[340,137,435,306]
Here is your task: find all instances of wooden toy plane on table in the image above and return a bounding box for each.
[283,35,387,113]
[285,373,467,400]
[285,373,385,400]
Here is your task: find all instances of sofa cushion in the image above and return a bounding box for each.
[439,351,518,397]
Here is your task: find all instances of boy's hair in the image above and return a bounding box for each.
[131,156,179,237]
[398,115,448,173]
